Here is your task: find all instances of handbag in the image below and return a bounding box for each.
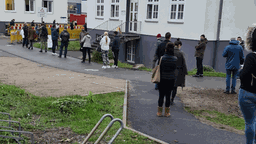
[151,56,163,83]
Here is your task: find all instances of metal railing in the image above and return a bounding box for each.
[82,114,124,144]
[87,20,110,34]
[0,112,34,144]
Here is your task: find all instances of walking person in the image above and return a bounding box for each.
[27,26,36,50]
[51,25,58,56]
[81,32,92,63]
[152,33,163,90]
[111,31,121,68]
[193,34,208,77]
[238,27,256,144]
[22,23,29,48]
[79,29,87,61]
[222,38,244,94]
[157,42,177,117]
[39,22,48,53]
[171,38,188,105]
[59,27,70,58]
[100,32,111,69]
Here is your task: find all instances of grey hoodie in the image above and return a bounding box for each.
[81,34,91,48]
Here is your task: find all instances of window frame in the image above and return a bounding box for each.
[168,0,185,23]
[110,0,120,19]
[126,41,136,63]
[25,0,35,14]
[145,0,159,22]
[42,0,53,14]
[96,0,104,19]
[4,0,17,13]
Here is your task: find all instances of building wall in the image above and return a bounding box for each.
[81,0,87,13]
[0,0,68,24]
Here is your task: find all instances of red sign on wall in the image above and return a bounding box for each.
[70,14,87,25]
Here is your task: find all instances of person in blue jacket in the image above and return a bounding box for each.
[51,25,58,56]
[222,38,244,94]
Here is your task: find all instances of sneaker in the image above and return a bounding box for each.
[223,91,230,94]
[31,47,33,50]
[54,53,58,56]
[112,65,116,68]
[231,91,237,94]
[28,47,30,49]
[81,61,85,63]
[102,66,106,69]
[193,75,200,77]
[52,53,55,55]
[199,74,203,77]
[107,65,111,68]
[39,50,42,52]
[115,66,118,69]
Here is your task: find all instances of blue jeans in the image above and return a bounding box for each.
[52,40,57,53]
[22,38,28,47]
[155,83,158,89]
[59,42,68,57]
[238,88,256,144]
[226,69,238,92]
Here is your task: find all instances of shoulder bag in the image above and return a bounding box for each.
[151,56,163,83]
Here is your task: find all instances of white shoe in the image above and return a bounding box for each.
[107,65,111,68]
[52,53,55,55]
[115,66,118,68]
[112,65,116,68]
[54,53,58,55]
[102,66,106,69]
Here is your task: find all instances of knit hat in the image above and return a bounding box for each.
[156,34,161,38]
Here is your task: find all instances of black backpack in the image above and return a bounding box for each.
[41,27,48,37]
[62,31,69,41]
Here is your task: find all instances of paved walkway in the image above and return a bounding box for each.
[0,39,245,144]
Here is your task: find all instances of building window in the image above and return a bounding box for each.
[169,0,185,22]
[146,0,159,20]
[111,0,119,18]
[96,0,104,17]
[5,0,16,11]
[42,0,53,13]
[67,3,77,14]
[25,0,35,12]
[127,41,135,63]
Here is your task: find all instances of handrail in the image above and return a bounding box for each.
[87,20,109,34]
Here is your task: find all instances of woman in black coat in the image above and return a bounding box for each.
[157,42,177,117]
[171,38,188,105]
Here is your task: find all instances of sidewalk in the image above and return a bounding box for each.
[0,39,245,144]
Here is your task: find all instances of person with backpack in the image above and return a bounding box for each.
[51,25,58,56]
[111,31,121,68]
[22,23,29,48]
[81,32,92,63]
[238,26,256,144]
[39,22,48,53]
[58,27,70,58]
[27,26,36,50]
[100,32,111,69]
[172,38,188,105]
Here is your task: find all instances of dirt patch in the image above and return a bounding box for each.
[177,87,245,135]
[0,57,126,97]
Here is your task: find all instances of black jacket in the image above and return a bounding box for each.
[70,23,74,30]
[23,26,28,38]
[239,40,245,50]
[60,30,70,42]
[111,36,120,51]
[31,21,35,26]
[84,23,87,32]
[155,39,171,65]
[10,20,14,26]
[41,26,48,39]
[240,52,256,94]
[160,53,177,80]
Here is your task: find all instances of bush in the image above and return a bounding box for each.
[92,49,114,62]
[203,65,215,72]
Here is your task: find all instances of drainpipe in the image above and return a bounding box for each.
[212,0,223,70]
[125,0,130,33]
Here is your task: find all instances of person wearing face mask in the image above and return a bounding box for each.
[171,38,188,105]
[193,34,208,77]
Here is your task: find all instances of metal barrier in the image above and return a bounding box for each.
[0,112,34,144]
[82,114,124,144]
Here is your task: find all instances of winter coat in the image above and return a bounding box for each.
[222,40,244,70]
[31,21,35,26]
[153,38,163,63]
[81,35,91,48]
[174,47,188,87]
[51,28,58,41]
[111,35,120,51]
[28,27,36,41]
[23,26,28,38]
[20,29,24,38]
[100,36,111,51]
[40,26,48,39]
[155,39,171,65]
[239,40,245,50]
[60,30,70,43]
[195,38,208,59]
[160,52,177,80]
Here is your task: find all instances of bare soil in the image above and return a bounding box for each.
[177,87,245,135]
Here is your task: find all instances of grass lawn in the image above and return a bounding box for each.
[187,68,226,78]
[0,84,159,144]
[33,41,80,51]
[184,107,245,131]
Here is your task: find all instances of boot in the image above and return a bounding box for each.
[157,107,163,117]
[164,107,171,117]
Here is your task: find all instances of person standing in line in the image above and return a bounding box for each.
[51,25,58,56]
[237,36,245,50]
[222,38,244,94]
[100,32,111,69]
[70,21,74,30]
[81,32,92,63]
[56,23,60,50]
[27,26,36,50]
[39,22,48,53]
[238,26,256,144]
[172,38,188,105]
[79,29,87,61]
[83,23,87,32]
[152,33,163,90]
[59,27,70,58]
[193,34,208,77]
[20,27,25,47]
[31,20,35,27]
[157,42,177,117]
[111,31,121,68]
[22,23,29,48]
[53,20,56,26]
[9,19,15,30]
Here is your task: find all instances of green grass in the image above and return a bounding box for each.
[184,107,245,131]
[187,68,226,78]
[33,40,81,51]
[0,84,159,144]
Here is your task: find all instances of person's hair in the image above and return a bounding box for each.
[165,42,175,55]
[174,38,182,46]
[85,32,89,35]
[104,32,108,43]
[165,32,171,39]
[114,31,118,35]
[237,36,241,39]
[64,27,67,30]
[245,27,256,52]
[201,34,205,38]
